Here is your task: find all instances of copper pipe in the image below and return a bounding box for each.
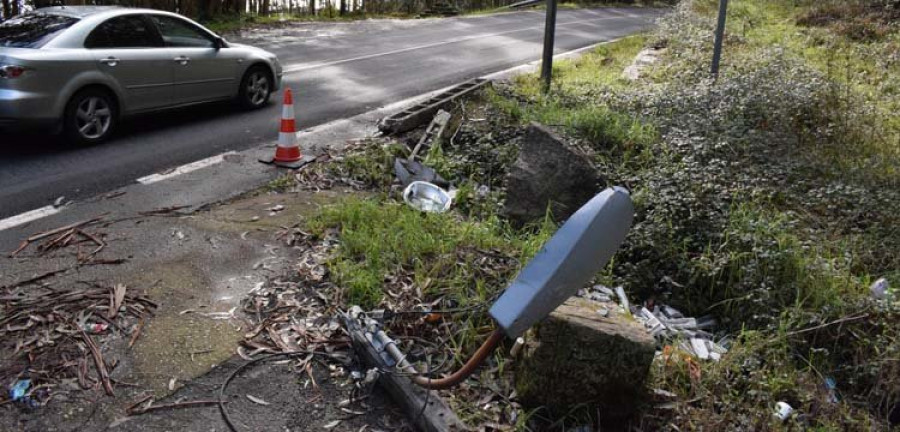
[410,329,505,390]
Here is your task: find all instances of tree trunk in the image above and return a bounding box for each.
[261,0,269,15]
[339,0,346,15]
[2,0,11,20]
[308,0,315,15]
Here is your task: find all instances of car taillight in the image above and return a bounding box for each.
[0,65,27,79]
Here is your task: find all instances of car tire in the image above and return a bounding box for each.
[63,88,118,145]
[238,66,273,110]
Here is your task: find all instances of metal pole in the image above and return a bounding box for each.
[710,0,728,77]
[540,0,557,93]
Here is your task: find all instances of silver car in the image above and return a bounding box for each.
[0,6,282,144]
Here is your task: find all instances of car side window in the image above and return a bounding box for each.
[149,15,215,48]
[85,15,162,49]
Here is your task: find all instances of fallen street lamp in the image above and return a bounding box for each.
[346,186,634,389]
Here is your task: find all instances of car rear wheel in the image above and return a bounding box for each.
[64,89,117,145]
[239,66,272,110]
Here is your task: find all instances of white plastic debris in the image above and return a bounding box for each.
[510,337,525,357]
[614,286,631,315]
[871,278,889,299]
[640,307,666,336]
[773,401,793,422]
[690,338,710,360]
[634,300,728,362]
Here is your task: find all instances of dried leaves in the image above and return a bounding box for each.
[0,283,156,402]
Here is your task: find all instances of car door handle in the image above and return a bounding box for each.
[99,57,120,67]
[174,56,191,65]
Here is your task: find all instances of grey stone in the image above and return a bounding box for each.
[502,122,599,224]
[516,298,656,423]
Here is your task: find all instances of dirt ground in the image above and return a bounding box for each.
[0,188,406,431]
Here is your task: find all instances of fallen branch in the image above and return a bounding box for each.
[9,216,105,257]
[784,313,870,338]
[81,330,115,396]
[28,216,105,243]
[127,399,223,415]
[129,318,146,349]
[1,267,69,289]
[82,258,127,266]
[139,205,191,216]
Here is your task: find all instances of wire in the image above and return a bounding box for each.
[217,342,453,432]
[218,350,336,432]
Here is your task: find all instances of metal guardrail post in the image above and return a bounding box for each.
[710,0,728,77]
[540,0,557,93]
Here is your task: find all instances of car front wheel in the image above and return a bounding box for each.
[239,66,272,110]
[64,89,117,145]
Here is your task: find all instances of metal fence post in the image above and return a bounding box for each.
[710,0,728,77]
[540,0,558,93]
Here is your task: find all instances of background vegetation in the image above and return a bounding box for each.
[0,0,664,29]
[492,0,900,428]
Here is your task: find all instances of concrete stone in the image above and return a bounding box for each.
[502,122,598,224]
[515,297,656,423]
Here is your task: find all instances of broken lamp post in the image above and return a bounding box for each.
[347,186,634,389]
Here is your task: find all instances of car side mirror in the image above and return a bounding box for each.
[214,36,225,50]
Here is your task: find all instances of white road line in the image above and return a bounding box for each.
[282,15,632,74]
[137,151,236,185]
[0,206,61,232]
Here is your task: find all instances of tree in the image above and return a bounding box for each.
[2,0,12,20]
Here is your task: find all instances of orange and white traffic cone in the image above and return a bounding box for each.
[259,88,314,169]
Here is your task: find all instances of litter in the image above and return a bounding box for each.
[81,322,109,334]
[773,401,793,422]
[825,377,840,403]
[509,337,525,357]
[394,158,449,189]
[246,394,270,405]
[402,181,452,213]
[871,278,889,299]
[690,338,710,360]
[614,286,631,316]
[9,379,30,401]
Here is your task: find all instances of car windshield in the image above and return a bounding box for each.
[0,13,79,48]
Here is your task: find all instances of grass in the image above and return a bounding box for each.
[306,197,554,308]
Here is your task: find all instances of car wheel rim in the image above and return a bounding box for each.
[75,97,112,140]
[247,72,269,106]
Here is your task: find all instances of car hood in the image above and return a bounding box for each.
[227,42,275,56]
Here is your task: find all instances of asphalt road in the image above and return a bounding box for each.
[0,7,661,219]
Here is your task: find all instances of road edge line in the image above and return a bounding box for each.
[0,206,61,232]
[137,151,237,185]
